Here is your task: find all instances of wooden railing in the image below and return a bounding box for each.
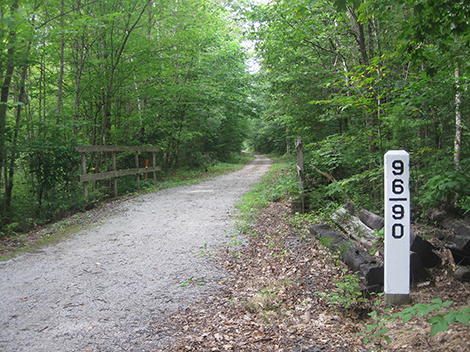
[77,145,161,199]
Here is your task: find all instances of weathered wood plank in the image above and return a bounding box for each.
[80,152,88,199]
[79,166,162,182]
[76,146,161,153]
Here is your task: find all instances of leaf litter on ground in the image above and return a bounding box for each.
[156,201,470,352]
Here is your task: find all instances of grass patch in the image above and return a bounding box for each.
[135,154,255,195]
[0,223,86,262]
[235,155,296,223]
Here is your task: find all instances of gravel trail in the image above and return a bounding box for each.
[0,155,272,352]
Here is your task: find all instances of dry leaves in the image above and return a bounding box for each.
[156,202,364,351]
[156,201,470,352]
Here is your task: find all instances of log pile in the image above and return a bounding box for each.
[426,208,470,280]
[308,222,384,293]
[309,202,470,293]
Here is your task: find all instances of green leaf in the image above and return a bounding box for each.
[427,315,449,336]
[444,311,459,323]
[455,311,470,326]
[430,320,449,336]
[401,312,414,323]
[333,0,348,11]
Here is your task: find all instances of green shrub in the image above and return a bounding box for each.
[420,170,470,212]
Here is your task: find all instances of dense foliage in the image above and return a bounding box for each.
[246,0,470,218]
[0,0,254,234]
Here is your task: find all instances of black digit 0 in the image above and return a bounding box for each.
[392,160,404,175]
[392,224,404,239]
[392,179,404,194]
[392,204,404,219]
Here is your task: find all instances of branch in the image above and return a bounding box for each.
[311,165,353,202]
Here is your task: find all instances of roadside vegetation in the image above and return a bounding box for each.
[216,156,470,351]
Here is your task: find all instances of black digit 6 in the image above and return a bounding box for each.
[392,179,404,194]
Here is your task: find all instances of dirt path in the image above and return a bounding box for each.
[0,155,272,352]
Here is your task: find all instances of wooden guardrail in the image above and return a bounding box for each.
[77,145,161,199]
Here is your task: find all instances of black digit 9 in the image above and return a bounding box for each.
[392,160,404,175]
[392,204,404,219]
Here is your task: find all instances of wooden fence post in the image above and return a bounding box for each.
[76,146,161,200]
[135,151,140,191]
[152,151,157,187]
[294,138,305,214]
[112,151,117,198]
[81,151,88,200]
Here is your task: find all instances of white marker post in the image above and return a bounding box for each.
[384,150,411,305]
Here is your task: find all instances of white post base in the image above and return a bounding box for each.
[385,293,411,305]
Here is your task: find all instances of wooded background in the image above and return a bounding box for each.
[1,0,470,235]
[0,0,254,233]
[247,0,470,220]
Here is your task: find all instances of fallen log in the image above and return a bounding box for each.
[440,218,470,254]
[424,209,470,264]
[358,208,384,231]
[309,223,382,289]
[332,207,377,250]
[359,263,384,287]
[453,266,470,282]
[410,233,441,268]
[309,223,431,288]
[338,203,441,268]
[410,251,431,283]
[309,223,377,265]
[344,202,384,231]
[343,245,378,273]
[309,223,350,248]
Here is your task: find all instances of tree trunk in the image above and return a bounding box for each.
[6,58,29,206]
[57,0,65,125]
[347,6,369,66]
[99,0,152,146]
[0,0,19,192]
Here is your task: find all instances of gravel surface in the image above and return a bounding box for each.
[0,155,272,352]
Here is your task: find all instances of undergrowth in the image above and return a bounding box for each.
[235,155,296,225]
